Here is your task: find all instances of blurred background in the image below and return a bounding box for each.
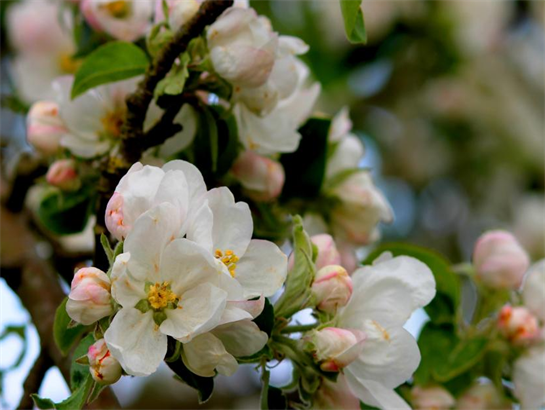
[1,0,544,408]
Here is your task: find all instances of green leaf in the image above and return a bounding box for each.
[362,243,460,325]
[100,234,114,265]
[70,334,95,391]
[37,188,95,235]
[274,216,315,318]
[340,0,367,44]
[280,118,330,199]
[154,53,190,99]
[193,105,219,176]
[167,356,214,404]
[360,401,380,410]
[54,298,89,357]
[71,41,149,99]
[31,395,56,409]
[31,375,94,410]
[434,337,489,382]
[214,109,240,177]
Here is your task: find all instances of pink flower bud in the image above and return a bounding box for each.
[66,267,113,325]
[473,230,530,290]
[231,151,285,202]
[411,385,455,410]
[307,327,365,372]
[88,339,122,385]
[105,192,129,241]
[312,265,353,313]
[311,234,342,270]
[498,305,540,345]
[26,101,66,155]
[46,160,80,191]
[456,382,510,410]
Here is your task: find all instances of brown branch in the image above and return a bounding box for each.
[93,0,233,270]
[0,206,120,409]
[17,348,53,410]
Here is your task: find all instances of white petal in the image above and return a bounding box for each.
[162,160,207,211]
[347,323,420,389]
[153,169,189,232]
[340,256,436,329]
[235,240,288,298]
[104,308,167,377]
[213,320,268,358]
[345,372,411,410]
[110,252,146,308]
[206,187,253,257]
[124,203,181,281]
[522,259,545,322]
[160,283,227,342]
[514,345,545,409]
[326,134,365,179]
[185,202,214,253]
[182,333,238,377]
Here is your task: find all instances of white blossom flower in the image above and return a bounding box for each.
[105,160,207,241]
[207,7,278,88]
[513,344,545,409]
[234,60,320,155]
[81,0,153,42]
[7,0,77,102]
[336,254,436,409]
[105,203,246,376]
[186,187,288,299]
[330,171,393,245]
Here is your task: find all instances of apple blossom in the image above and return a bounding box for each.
[105,160,206,241]
[105,203,245,376]
[337,254,436,409]
[186,187,288,299]
[7,0,77,102]
[411,385,455,410]
[473,230,530,290]
[312,265,353,313]
[330,171,393,245]
[156,0,200,31]
[314,376,361,410]
[522,259,545,322]
[234,60,320,155]
[306,327,365,372]
[46,160,81,191]
[311,234,342,270]
[456,382,510,410]
[497,305,540,345]
[26,101,65,155]
[88,339,122,385]
[81,0,154,42]
[513,344,545,409]
[207,8,278,88]
[66,267,113,326]
[231,151,285,202]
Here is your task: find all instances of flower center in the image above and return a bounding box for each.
[101,108,125,138]
[147,282,179,310]
[58,53,80,74]
[101,0,131,18]
[215,249,239,278]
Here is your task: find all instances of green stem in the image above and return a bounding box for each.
[280,323,319,334]
[260,361,270,410]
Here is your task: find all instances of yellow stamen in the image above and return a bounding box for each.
[101,108,126,138]
[58,53,81,74]
[147,282,179,310]
[215,249,239,278]
[101,0,131,18]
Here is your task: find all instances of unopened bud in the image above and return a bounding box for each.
[498,305,540,345]
[411,385,455,410]
[311,234,341,270]
[312,265,353,313]
[473,231,530,290]
[26,101,65,155]
[232,151,285,202]
[105,192,129,241]
[88,339,122,385]
[46,159,80,191]
[306,327,365,372]
[66,267,113,325]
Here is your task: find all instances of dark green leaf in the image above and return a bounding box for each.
[54,298,89,357]
[214,109,240,177]
[31,376,94,410]
[340,0,367,44]
[267,386,287,410]
[37,188,95,235]
[70,334,95,391]
[31,395,56,409]
[434,337,488,382]
[280,118,330,199]
[167,356,214,404]
[193,105,219,176]
[362,243,460,324]
[274,216,315,318]
[253,298,275,337]
[360,401,380,409]
[71,41,149,99]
